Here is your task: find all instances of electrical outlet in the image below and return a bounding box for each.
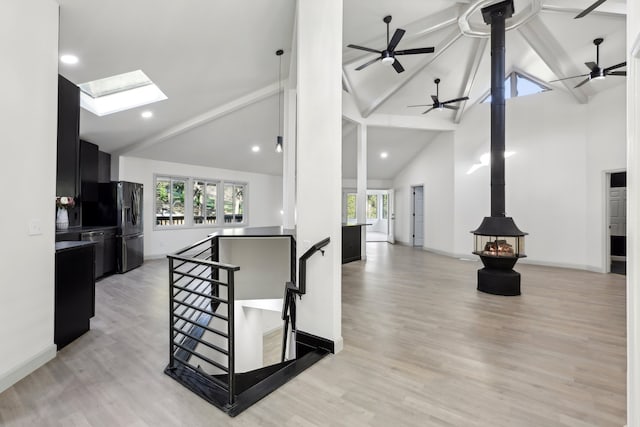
[28,219,42,236]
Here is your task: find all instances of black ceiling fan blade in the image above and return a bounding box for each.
[604,61,626,72]
[575,0,608,19]
[422,107,434,115]
[574,77,591,88]
[431,95,439,104]
[394,47,435,56]
[607,71,626,76]
[443,105,459,110]
[347,44,382,54]
[549,73,589,83]
[407,104,431,107]
[387,28,406,52]
[392,59,405,73]
[585,61,598,71]
[355,56,382,71]
[442,97,469,104]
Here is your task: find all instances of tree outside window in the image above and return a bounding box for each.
[367,194,378,220]
[346,194,356,221]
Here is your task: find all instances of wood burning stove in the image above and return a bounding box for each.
[471,0,527,296]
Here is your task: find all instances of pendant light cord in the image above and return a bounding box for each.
[278,51,283,137]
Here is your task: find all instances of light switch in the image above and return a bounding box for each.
[28,219,42,236]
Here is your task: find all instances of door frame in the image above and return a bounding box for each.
[603,168,627,273]
[410,184,424,247]
[386,189,395,244]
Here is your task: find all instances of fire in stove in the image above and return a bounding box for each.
[483,239,513,256]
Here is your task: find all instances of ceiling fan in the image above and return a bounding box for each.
[347,15,435,74]
[575,0,608,19]
[550,38,626,88]
[408,78,469,114]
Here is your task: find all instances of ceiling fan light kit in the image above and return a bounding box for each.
[549,38,626,88]
[347,15,435,74]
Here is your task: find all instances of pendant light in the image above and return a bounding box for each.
[275,49,284,153]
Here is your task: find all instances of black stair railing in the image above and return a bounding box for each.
[281,237,330,362]
[166,236,240,406]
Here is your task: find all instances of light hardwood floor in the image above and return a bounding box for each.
[0,244,626,426]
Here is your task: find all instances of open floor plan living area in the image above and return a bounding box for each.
[2,0,639,426]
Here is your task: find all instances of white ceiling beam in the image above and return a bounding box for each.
[343,91,455,131]
[541,0,626,18]
[518,16,588,104]
[361,27,463,118]
[114,82,281,156]
[343,6,461,67]
[454,37,488,124]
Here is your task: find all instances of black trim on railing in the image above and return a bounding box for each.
[297,237,330,295]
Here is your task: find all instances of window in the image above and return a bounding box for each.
[193,181,217,225]
[346,193,356,222]
[156,177,186,226]
[382,194,389,219]
[155,176,247,228]
[367,195,378,220]
[482,71,550,103]
[224,183,245,223]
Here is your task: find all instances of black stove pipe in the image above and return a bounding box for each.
[482,0,513,218]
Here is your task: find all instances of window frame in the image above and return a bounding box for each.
[153,174,249,230]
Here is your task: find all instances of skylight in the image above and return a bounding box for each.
[482,71,550,103]
[79,70,167,116]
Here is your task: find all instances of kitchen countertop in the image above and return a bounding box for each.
[56,225,118,235]
[210,226,296,238]
[55,241,97,253]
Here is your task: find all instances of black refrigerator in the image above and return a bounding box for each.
[94,181,144,273]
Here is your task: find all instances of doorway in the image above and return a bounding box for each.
[411,185,424,247]
[607,171,627,275]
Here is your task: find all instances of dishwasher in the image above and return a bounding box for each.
[81,230,116,278]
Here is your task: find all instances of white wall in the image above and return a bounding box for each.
[0,0,59,393]
[393,132,455,253]
[117,156,283,257]
[627,5,640,426]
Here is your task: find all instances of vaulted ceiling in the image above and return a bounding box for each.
[58,0,627,180]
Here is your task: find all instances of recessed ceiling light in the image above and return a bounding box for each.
[252,146,260,153]
[60,54,79,65]
[380,152,388,159]
[141,111,153,118]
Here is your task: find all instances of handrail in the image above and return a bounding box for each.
[281,237,330,362]
[296,237,330,295]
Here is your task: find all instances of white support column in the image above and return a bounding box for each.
[356,124,367,259]
[282,87,297,229]
[627,4,640,426]
[295,0,343,351]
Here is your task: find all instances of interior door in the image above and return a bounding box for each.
[387,189,395,244]
[609,185,627,264]
[413,186,424,247]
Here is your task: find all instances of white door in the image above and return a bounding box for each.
[609,187,627,237]
[387,189,395,244]
[413,186,424,247]
[609,186,627,264]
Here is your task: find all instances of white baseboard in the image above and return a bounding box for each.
[0,344,56,394]
[333,336,344,354]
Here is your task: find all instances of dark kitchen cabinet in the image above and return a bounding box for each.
[56,75,81,227]
[55,241,95,350]
[342,224,364,264]
[56,75,79,197]
[80,140,99,202]
[98,151,111,183]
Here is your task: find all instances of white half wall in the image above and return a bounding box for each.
[0,0,59,393]
[393,132,455,252]
[117,156,283,257]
